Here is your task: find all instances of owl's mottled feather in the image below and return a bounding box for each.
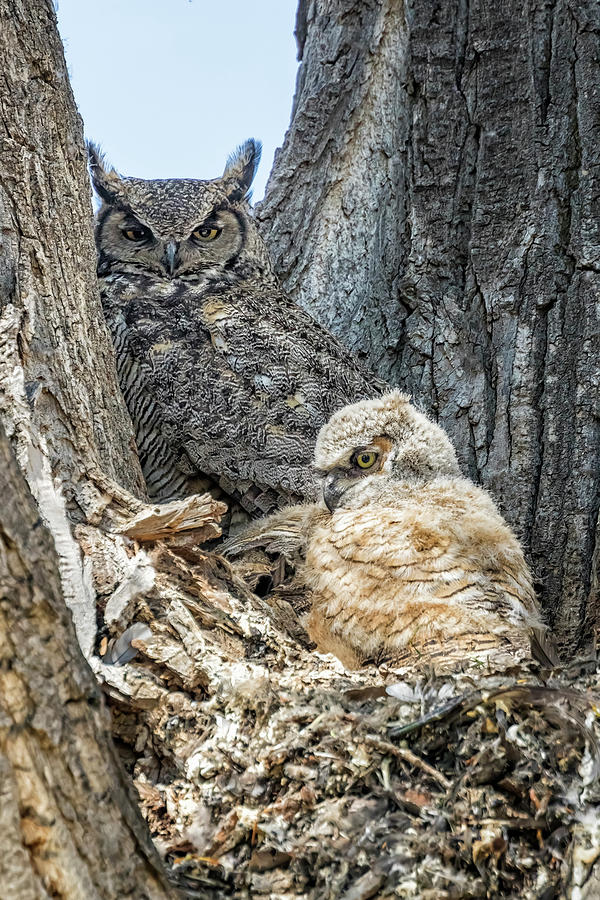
[90,140,384,514]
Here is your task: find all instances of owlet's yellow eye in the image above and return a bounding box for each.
[354,450,378,469]
[192,225,221,242]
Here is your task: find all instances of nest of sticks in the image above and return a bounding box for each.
[91,495,600,899]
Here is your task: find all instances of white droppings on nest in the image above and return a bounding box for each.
[571,807,600,896]
[580,745,597,786]
[580,708,600,786]
[104,549,155,626]
[533,868,552,892]
[217,661,273,712]
[179,797,213,845]
[185,744,223,782]
[213,713,240,744]
[234,612,254,638]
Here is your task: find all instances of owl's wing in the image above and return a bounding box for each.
[529,629,561,667]
[321,504,541,627]
[324,504,560,666]
[223,503,326,562]
[105,275,385,514]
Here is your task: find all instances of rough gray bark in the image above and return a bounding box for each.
[0,424,173,899]
[0,2,176,895]
[258,0,600,651]
[0,0,146,652]
[0,0,145,493]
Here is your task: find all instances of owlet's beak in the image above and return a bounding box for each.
[322,470,348,512]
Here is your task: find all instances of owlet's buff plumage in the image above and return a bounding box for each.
[304,391,556,670]
[89,140,384,515]
[226,392,557,671]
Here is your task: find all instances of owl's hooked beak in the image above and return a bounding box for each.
[322,470,348,512]
[164,240,178,276]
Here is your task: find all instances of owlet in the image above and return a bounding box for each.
[226,392,557,671]
[305,391,556,670]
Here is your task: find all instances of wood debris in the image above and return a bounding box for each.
[83,496,600,898]
[118,493,227,543]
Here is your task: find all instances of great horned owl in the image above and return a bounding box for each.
[226,392,557,671]
[305,391,556,670]
[89,140,384,514]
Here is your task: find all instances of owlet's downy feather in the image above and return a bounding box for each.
[89,140,385,515]
[226,392,558,672]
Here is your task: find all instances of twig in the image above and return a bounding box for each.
[363,735,452,790]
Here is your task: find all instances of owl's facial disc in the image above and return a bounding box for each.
[98,203,244,279]
[321,437,391,511]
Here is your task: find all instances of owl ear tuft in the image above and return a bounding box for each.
[222,138,262,202]
[87,141,123,204]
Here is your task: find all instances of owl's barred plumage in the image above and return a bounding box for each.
[89,140,384,514]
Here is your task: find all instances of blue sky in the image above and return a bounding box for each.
[56,1,299,201]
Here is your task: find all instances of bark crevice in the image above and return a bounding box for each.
[259,0,600,650]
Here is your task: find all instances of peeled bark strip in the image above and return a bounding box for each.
[259,0,600,650]
[0,425,173,900]
[118,494,227,543]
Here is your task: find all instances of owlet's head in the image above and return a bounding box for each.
[314,391,461,511]
[88,139,273,281]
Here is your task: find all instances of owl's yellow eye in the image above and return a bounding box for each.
[192,225,221,242]
[354,450,378,469]
[122,226,149,242]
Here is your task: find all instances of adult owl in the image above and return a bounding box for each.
[226,392,557,671]
[89,140,384,514]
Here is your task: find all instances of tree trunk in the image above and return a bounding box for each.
[0,0,147,655]
[258,0,600,652]
[0,1,174,895]
[0,423,173,899]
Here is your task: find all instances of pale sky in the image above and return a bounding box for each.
[56,0,299,201]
